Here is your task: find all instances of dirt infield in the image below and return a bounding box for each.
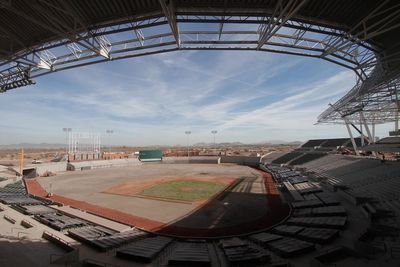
[104,175,235,203]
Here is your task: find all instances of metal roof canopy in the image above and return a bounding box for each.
[0,0,400,124]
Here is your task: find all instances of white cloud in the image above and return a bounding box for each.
[0,50,395,146]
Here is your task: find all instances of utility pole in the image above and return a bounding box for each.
[185,131,191,158]
[106,129,114,155]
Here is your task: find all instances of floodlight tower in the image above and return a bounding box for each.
[62,128,72,156]
[185,131,191,158]
[211,130,218,146]
[106,130,114,154]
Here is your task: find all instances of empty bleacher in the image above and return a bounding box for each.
[219,237,270,265]
[272,152,303,164]
[290,153,327,165]
[320,138,349,147]
[249,232,283,246]
[14,204,55,215]
[376,137,400,144]
[301,139,326,148]
[266,237,315,257]
[286,216,347,229]
[272,225,304,236]
[0,180,26,195]
[293,182,323,195]
[168,241,211,266]
[297,227,339,244]
[116,236,172,262]
[68,226,147,251]
[35,212,88,231]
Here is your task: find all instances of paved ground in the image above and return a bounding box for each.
[33,164,289,237]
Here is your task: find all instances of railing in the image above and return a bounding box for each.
[3,214,16,224]
[42,231,74,252]
[391,246,400,259]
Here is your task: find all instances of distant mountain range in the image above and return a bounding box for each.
[0,140,302,149]
[0,143,66,149]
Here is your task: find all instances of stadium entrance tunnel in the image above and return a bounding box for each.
[23,168,37,178]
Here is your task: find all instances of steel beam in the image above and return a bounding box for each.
[257,0,308,49]
[159,0,180,47]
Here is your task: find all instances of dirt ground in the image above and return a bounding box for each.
[29,164,289,237]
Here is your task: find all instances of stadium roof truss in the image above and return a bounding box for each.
[0,0,400,125]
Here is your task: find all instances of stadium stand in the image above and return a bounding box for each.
[249,232,283,246]
[35,213,88,231]
[260,152,286,163]
[296,227,339,244]
[320,138,349,147]
[219,237,270,265]
[282,181,304,201]
[345,137,363,147]
[272,225,305,236]
[293,182,323,195]
[377,137,400,144]
[272,152,303,164]
[301,139,327,147]
[168,241,211,266]
[0,180,26,195]
[116,236,173,262]
[290,153,327,165]
[266,237,315,257]
[68,226,147,251]
[14,204,55,215]
[286,216,347,229]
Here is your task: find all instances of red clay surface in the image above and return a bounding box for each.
[25,170,290,238]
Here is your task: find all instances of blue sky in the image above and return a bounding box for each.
[0,50,395,146]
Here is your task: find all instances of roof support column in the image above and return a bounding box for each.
[395,85,399,132]
[344,116,360,156]
[360,112,373,145]
[159,0,180,47]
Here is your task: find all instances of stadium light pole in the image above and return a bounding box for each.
[185,131,191,158]
[211,130,217,146]
[106,130,114,154]
[62,128,72,157]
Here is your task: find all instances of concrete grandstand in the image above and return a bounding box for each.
[0,0,400,267]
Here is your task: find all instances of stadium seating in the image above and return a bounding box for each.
[68,226,147,251]
[301,139,326,147]
[376,137,400,144]
[272,225,305,236]
[286,216,347,229]
[249,232,283,245]
[35,213,88,231]
[266,237,315,257]
[296,227,339,244]
[14,204,55,215]
[320,138,349,147]
[272,152,303,164]
[220,237,270,264]
[290,153,327,165]
[168,241,211,266]
[116,236,172,262]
